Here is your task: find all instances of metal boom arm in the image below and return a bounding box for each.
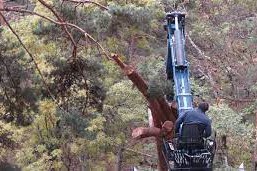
[166,12,193,117]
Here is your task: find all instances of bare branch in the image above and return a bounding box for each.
[63,0,109,10]
[122,147,156,159]
[38,0,77,58]
[0,7,111,60]
[219,95,257,102]
[186,32,211,60]
[0,0,4,25]
[186,32,221,98]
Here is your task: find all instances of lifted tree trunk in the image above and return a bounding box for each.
[112,54,177,171]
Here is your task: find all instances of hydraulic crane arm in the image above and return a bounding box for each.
[163,12,216,171]
[166,12,193,117]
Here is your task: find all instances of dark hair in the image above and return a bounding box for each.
[198,102,209,112]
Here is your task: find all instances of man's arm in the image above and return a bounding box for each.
[175,113,186,134]
[205,120,212,137]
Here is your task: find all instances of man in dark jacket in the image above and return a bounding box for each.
[175,102,212,138]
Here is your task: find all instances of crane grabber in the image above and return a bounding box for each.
[163,12,215,171]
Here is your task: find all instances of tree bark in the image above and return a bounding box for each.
[253,111,257,170]
[116,146,124,171]
[0,0,4,25]
[221,135,228,167]
[132,121,173,139]
[112,54,177,171]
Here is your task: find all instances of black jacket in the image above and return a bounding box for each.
[175,108,212,137]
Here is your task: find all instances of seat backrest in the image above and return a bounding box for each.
[179,123,205,148]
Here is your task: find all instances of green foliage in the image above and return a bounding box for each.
[209,104,254,168]
[104,80,146,122]
[108,2,155,28]
[1,0,257,170]
[209,104,253,136]
[0,25,37,126]
[190,78,211,101]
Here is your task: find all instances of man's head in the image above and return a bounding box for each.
[198,102,209,113]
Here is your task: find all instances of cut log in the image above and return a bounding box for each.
[132,127,162,139]
[132,121,174,139]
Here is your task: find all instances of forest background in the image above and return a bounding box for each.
[0,0,257,170]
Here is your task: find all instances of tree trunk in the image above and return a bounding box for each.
[0,0,4,25]
[112,54,177,171]
[221,135,228,167]
[148,108,154,127]
[116,146,124,171]
[253,111,257,170]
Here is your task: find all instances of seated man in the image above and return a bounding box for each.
[175,102,212,138]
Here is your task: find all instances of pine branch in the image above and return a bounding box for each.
[0,11,70,115]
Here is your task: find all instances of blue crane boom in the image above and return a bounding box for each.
[163,12,215,171]
[166,12,193,117]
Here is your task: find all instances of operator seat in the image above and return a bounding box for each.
[178,123,206,150]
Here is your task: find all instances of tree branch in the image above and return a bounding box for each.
[38,0,77,58]
[123,147,156,159]
[0,0,4,25]
[132,121,173,139]
[186,32,211,60]
[186,32,221,99]
[63,0,109,10]
[219,95,257,102]
[0,7,111,60]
